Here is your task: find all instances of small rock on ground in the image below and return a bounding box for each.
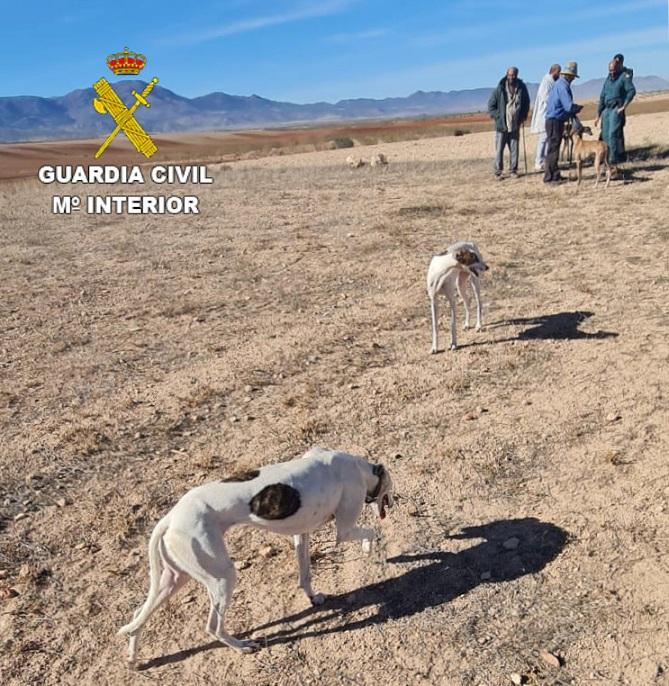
[539,649,561,668]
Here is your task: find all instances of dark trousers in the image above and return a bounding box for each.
[543,118,564,182]
[619,110,626,161]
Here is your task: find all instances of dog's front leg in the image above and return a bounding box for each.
[456,272,471,330]
[447,290,458,350]
[334,488,374,553]
[471,276,483,331]
[293,534,325,605]
[337,525,376,553]
[429,295,439,354]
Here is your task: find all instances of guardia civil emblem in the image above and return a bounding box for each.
[92,47,159,159]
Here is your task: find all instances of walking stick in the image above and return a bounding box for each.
[522,123,528,175]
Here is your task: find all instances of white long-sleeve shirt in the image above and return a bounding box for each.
[530,72,555,134]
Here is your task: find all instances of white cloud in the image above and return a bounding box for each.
[285,26,668,101]
[410,0,667,49]
[159,0,358,46]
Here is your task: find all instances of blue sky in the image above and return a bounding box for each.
[2,0,668,101]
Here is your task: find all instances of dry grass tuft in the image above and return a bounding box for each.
[57,425,111,456]
[398,204,451,217]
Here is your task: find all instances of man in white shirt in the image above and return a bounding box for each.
[530,64,561,171]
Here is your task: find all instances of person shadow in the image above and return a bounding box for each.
[599,144,669,183]
[140,517,567,668]
[625,144,669,174]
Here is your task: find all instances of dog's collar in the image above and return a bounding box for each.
[365,465,384,503]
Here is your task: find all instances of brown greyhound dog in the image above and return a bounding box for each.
[571,128,611,189]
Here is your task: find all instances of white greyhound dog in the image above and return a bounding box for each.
[118,447,394,661]
[427,240,489,353]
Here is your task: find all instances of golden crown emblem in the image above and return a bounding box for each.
[107,47,146,76]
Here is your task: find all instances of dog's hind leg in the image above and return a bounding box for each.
[293,534,325,605]
[127,563,188,663]
[119,517,189,664]
[429,294,439,354]
[594,154,601,188]
[602,143,612,188]
[165,528,259,653]
[456,271,472,330]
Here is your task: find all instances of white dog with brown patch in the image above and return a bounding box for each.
[118,447,394,661]
[427,240,489,353]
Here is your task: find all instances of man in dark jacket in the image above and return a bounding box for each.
[487,66,530,178]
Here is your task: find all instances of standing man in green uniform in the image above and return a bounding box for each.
[612,53,634,159]
[595,59,636,167]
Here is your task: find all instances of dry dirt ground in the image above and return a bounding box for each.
[0,111,668,686]
[0,112,494,182]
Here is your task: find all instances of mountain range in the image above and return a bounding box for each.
[1,76,667,143]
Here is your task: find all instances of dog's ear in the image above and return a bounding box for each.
[372,464,385,477]
[455,249,477,266]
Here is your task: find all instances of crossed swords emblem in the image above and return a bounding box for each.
[92,77,159,158]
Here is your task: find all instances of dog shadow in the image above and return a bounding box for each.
[141,517,567,667]
[619,145,669,180]
[480,310,617,344]
[562,144,667,183]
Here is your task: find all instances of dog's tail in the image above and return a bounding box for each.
[118,514,170,636]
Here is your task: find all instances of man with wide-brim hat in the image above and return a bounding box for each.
[561,62,579,78]
[543,61,583,184]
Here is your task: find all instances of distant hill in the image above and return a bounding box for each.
[574,74,669,98]
[1,75,667,143]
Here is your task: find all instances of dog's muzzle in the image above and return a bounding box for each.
[366,492,391,519]
[366,464,393,520]
[470,263,489,277]
[368,493,392,520]
[379,494,391,519]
